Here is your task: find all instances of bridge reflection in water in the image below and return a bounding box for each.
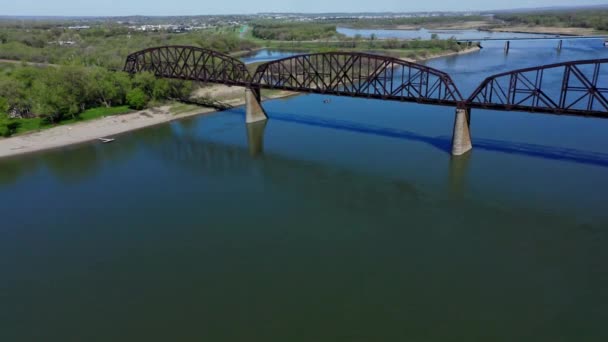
[124,46,608,156]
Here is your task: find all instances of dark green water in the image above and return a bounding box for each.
[1,40,608,341]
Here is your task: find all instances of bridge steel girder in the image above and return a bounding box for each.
[466,58,608,118]
[250,52,463,106]
[123,45,251,86]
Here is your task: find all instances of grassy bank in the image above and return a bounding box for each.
[0,105,132,137]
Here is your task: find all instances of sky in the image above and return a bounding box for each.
[2,0,608,16]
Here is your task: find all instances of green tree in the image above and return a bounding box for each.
[88,68,131,107]
[32,67,89,122]
[133,72,157,98]
[126,88,148,110]
[0,76,30,116]
[168,79,193,99]
[152,78,171,100]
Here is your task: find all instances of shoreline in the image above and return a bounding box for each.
[0,90,296,159]
[403,46,481,63]
[0,47,478,160]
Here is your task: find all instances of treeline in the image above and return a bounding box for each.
[334,15,487,29]
[496,10,608,31]
[0,26,258,69]
[252,22,339,41]
[358,37,463,50]
[0,64,192,135]
[266,37,467,56]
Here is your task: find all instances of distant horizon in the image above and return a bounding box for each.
[2,1,608,17]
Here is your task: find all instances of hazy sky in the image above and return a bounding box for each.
[3,0,608,16]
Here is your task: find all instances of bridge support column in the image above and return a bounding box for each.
[451,107,472,156]
[246,87,268,124]
[557,39,563,51]
[504,41,510,54]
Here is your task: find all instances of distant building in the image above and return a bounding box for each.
[67,26,90,30]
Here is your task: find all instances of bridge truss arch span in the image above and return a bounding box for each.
[251,52,463,105]
[467,58,608,118]
[123,45,251,86]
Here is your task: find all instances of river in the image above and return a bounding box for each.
[1,37,607,341]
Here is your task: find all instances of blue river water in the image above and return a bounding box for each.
[241,49,299,64]
[1,38,607,341]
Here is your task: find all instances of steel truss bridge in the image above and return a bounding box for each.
[124,46,608,155]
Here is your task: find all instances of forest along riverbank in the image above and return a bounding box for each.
[0,86,295,159]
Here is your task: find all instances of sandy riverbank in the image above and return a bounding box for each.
[0,88,295,159]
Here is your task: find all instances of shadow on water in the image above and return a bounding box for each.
[250,110,608,168]
[137,124,475,206]
[150,131,425,214]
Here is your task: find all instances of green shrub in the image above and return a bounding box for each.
[0,97,8,114]
[126,88,148,110]
[2,121,21,137]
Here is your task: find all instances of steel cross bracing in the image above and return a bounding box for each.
[251,52,463,106]
[467,58,608,118]
[123,46,251,86]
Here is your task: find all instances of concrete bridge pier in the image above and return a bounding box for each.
[451,107,472,156]
[246,86,268,124]
[557,39,563,51]
[504,41,510,54]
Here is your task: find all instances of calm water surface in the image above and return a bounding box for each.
[241,49,299,64]
[1,39,608,341]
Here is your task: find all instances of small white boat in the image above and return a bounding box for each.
[604,40,608,47]
[98,138,115,143]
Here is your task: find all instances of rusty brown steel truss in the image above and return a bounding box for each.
[468,58,608,118]
[123,47,462,106]
[123,46,608,118]
[123,46,250,86]
[251,52,463,106]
